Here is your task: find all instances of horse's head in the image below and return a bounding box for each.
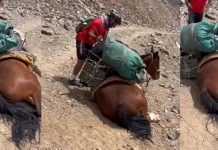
[140,51,160,80]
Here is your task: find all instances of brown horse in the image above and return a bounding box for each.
[197,58,218,115]
[0,57,41,148]
[93,51,160,139]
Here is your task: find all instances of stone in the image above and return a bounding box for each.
[148,112,160,122]
[0,15,7,20]
[41,28,53,36]
[167,130,180,140]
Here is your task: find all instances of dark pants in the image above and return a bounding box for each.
[76,40,92,60]
[188,12,203,24]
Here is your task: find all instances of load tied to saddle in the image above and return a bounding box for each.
[78,36,153,88]
[180,21,218,79]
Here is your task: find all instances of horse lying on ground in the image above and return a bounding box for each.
[0,51,41,148]
[197,53,218,116]
[93,51,160,139]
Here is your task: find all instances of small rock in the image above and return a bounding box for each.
[148,112,160,122]
[41,29,53,36]
[147,43,153,46]
[58,18,65,26]
[159,83,167,88]
[205,13,217,20]
[168,84,174,89]
[140,43,146,47]
[122,144,135,150]
[152,38,159,44]
[159,46,170,55]
[97,2,105,9]
[167,130,180,140]
[150,33,155,37]
[171,106,179,114]
[162,73,168,78]
[0,14,7,20]
[155,32,162,36]
[64,23,70,30]
[66,100,72,104]
[20,12,26,17]
[158,40,164,45]
[172,54,177,59]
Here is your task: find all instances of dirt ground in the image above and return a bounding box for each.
[0,0,216,150]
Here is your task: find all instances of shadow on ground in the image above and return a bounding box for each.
[181,79,206,113]
[52,75,122,130]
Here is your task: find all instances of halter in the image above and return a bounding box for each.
[144,53,160,87]
[145,53,160,73]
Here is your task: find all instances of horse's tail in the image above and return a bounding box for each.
[200,91,218,137]
[117,104,151,139]
[201,90,218,114]
[0,95,40,149]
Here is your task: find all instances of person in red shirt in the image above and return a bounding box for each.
[185,0,211,24]
[69,9,122,86]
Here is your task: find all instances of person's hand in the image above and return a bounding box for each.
[96,35,103,42]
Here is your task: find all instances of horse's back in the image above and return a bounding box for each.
[0,59,40,101]
[0,58,31,75]
[95,81,147,121]
[198,59,218,95]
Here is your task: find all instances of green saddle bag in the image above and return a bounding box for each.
[181,21,218,53]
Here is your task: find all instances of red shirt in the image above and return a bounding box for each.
[189,0,208,13]
[76,17,108,46]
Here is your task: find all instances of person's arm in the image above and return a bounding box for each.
[88,29,102,41]
[88,29,103,42]
[87,19,104,43]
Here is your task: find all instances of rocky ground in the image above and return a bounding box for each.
[0,0,181,150]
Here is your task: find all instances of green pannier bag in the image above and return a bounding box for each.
[0,21,18,53]
[102,37,145,83]
[0,33,18,53]
[181,21,218,53]
[0,21,14,35]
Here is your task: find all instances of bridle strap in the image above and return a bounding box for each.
[145,53,160,73]
[143,53,160,88]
